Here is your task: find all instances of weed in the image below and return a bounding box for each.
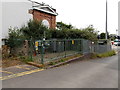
[49,61,56,65]
[60,59,65,62]
[96,50,116,58]
[19,56,33,63]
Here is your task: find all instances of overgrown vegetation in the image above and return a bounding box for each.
[19,56,33,63]
[4,20,108,68]
[21,20,49,40]
[48,54,82,66]
[6,20,99,56]
[96,50,116,58]
[2,55,33,68]
[7,20,98,49]
[53,22,98,41]
[47,50,116,67]
[90,50,116,59]
[7,27,25,49]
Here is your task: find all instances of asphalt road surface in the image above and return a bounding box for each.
[112,45,120,53]
[2,52,118,88]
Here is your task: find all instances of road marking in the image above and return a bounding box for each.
[0,69,44,80]
[15,66,31,70]
[0,70,14,74]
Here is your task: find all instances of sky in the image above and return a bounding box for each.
[34,0,119,35]
[1,0,119,34]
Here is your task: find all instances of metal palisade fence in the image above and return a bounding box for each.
[33,39,84,64]
[7,38,112,64]
[33,39,112,64]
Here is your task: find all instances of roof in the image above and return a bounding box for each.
[29,0,58,16]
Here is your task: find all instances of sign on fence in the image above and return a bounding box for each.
[72,40,74,44]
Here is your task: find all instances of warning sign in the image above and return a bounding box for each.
[72,40,74,44]
[35,41,39,47]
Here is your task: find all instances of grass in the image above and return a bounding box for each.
[2,55,35,68]
[2,57,24,68]
[91,50,116,59]
[48,61,56,65]
[47,54,82,66]
[2,50,116,68]
[46,51,116,67]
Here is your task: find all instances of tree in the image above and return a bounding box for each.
[21,19,49,40]
[81,25,98,41]
[100,33,105,39]
[7,27,25,49]
[57,22,73,30]
[6,27,26,55]
[7,20,51,55]
[50,25,98,41]
[99,32,110,39]
[7,20,99,49]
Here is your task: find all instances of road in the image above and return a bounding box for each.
[2,46,119,88]
[112,45,120,53]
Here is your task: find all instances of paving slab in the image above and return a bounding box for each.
[20,65,39,70]
[2,72,12,77]
[3,68,29,74]
[2,65,39,76]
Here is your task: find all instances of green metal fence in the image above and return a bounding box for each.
[32,39,112,64]
[33,39,87,64]
[7,38,112,64]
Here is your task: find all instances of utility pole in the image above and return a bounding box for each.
[105,0,108,39]
[116,29,118,38]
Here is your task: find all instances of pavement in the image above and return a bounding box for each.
[1,65,42,80]
[112,45,120,53]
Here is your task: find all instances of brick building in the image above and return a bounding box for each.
[30,1,58,29]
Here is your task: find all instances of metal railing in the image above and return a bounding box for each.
[9,39,112,64]
[33,39,93,64]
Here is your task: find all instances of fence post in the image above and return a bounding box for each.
[24,40,29,56]
[29,37,33,61]
[82,39,84,54]
[64,39,66,57]
[41,40,44,64]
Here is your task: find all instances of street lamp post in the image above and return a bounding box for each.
[116,29,118,37]
[105,0,108,40]
[116,29,118,52]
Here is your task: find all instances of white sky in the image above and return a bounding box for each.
[1,0,119,34]
[34,0,119,34]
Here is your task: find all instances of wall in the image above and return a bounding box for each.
[0,1,2,48]
[2,1,33,40]
[118,1,120,36]
[33,9,56,29]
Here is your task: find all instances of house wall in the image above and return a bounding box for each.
[118,1,120,36]
[33,9,56,29]
[0,2,2,48]
[2,1,33,40]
